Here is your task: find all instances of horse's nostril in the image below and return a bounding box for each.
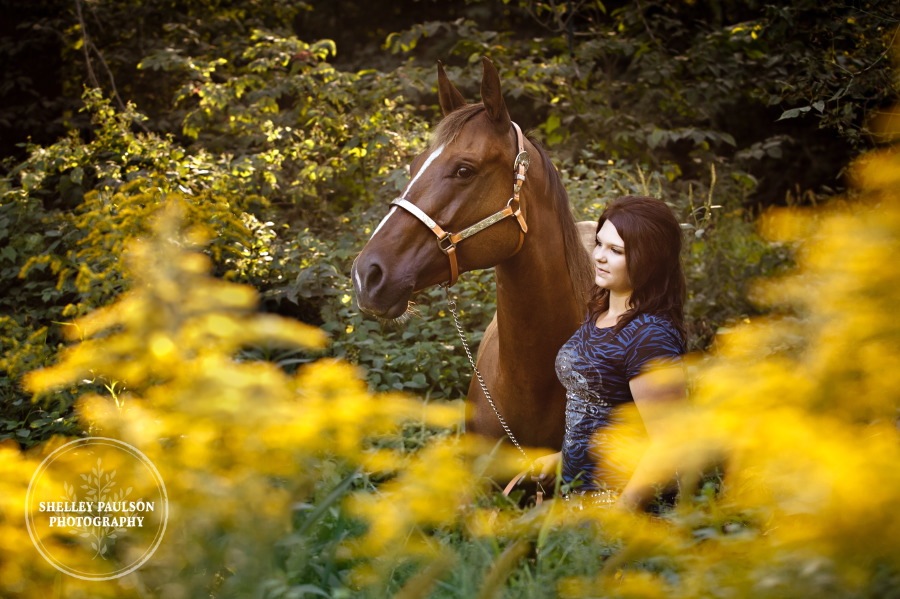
[363,261,384,291]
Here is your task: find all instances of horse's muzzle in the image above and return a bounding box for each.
[351,255,413,319]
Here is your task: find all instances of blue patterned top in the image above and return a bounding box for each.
[555,312,685,492]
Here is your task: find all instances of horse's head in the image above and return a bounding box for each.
[352,57,530,319]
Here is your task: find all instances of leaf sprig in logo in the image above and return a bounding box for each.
[59,457,134,559]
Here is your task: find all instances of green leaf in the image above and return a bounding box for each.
[647,128,666,148]
[776,106,811,121]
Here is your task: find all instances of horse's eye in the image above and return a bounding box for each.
[455,166,475,179]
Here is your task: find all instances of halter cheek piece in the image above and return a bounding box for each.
[389,121,530,287]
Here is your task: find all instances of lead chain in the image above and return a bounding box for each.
[445,288,529,463]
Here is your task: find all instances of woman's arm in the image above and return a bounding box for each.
[617,363,686,510]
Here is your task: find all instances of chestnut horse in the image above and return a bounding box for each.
[352,57,593,455]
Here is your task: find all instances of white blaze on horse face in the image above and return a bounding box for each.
[368,144,446,242]
[404,144,445,197]
[370,206,397,240]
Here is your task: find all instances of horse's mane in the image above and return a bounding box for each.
[529,137,594,307]
[430,104,594,307]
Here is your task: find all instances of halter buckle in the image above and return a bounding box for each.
[437,233,456,254]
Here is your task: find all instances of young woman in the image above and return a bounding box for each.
[534,195,687,509]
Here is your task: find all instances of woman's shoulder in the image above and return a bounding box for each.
[620,313,684,348]
[631,312,678,331]
[624,312,678,330]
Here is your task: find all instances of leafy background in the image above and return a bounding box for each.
[1,0,899,597]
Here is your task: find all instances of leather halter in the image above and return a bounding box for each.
[389,121,530,287]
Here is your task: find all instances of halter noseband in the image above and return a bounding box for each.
[389,121,530,287]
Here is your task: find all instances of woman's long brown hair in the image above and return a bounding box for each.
[587,195,686,338]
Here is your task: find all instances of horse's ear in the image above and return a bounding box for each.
[437,61,466,116]
[480,56,509,131]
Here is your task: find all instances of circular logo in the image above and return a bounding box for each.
[25,437,169,581]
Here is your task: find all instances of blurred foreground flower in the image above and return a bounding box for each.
[5,204,460,598]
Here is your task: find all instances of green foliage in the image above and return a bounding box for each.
[138,28,429,210]
[381,1,895,204]
[1,90,266,445]
[559,153,787,349]
[328,272,496,398]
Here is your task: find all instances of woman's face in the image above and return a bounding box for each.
[592,220,632,295]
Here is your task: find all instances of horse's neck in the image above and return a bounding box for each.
[493,201,583,375]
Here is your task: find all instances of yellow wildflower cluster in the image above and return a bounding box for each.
[346,437,519,564]
[2,205,459,597]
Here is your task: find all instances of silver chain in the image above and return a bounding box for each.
[445,287,529,462]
